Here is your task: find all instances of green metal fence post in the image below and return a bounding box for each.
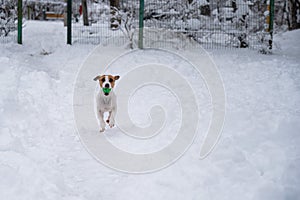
[67,0,72,45]
[138,0,144,49]
[269,0,275,49]
[17,0,22,44]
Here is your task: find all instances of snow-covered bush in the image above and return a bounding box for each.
[0,0,17,37]
[208,0,269,48]
[111,2,138,48]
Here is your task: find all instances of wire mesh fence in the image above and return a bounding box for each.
[0,0,18,44]
[71,0,272,50]
[143,0,269,49]
[71,0,138,46]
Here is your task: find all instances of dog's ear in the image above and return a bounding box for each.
[93,75,101,81]
[114,75,120,80]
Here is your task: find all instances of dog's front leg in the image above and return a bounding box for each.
[97,110,106,132]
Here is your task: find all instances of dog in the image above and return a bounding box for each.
[93,74,120,132]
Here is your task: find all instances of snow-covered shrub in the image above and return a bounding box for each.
[209,0,269,48]
[111,3,138,48]
[88,1,110,24]
[0,0,17,37]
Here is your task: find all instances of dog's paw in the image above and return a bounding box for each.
[100,128,105,132]
[109,121,115,128]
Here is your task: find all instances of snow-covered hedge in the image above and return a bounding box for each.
[0,0,17,37]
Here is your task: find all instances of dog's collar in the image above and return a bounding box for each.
[102,88,112,94]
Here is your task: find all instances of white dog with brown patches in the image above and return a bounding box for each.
[93,74,120,132]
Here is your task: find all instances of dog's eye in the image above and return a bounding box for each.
[109,78,113,82]
[101,78,105,82]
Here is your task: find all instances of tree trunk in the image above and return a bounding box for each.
[82,0,89,26]
[64,0,67,26]
[110,0,120,29]
[287,0,300,29]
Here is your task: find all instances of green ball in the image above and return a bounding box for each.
[102,88,112,94]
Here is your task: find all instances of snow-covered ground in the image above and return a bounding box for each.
[0,21,300,200]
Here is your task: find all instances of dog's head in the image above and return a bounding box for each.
[93,75,120,96]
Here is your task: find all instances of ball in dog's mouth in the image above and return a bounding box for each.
[102,88,111,96]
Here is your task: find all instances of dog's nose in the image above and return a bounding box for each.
[105,83,110,88]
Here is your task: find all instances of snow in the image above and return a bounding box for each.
[1,21,300,199]
[196,0,209,6]
[186,18,204,30]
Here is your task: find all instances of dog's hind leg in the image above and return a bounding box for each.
[108,108,116,128]
[106,111,112,124]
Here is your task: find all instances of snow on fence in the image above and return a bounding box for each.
[71,0,273,50]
